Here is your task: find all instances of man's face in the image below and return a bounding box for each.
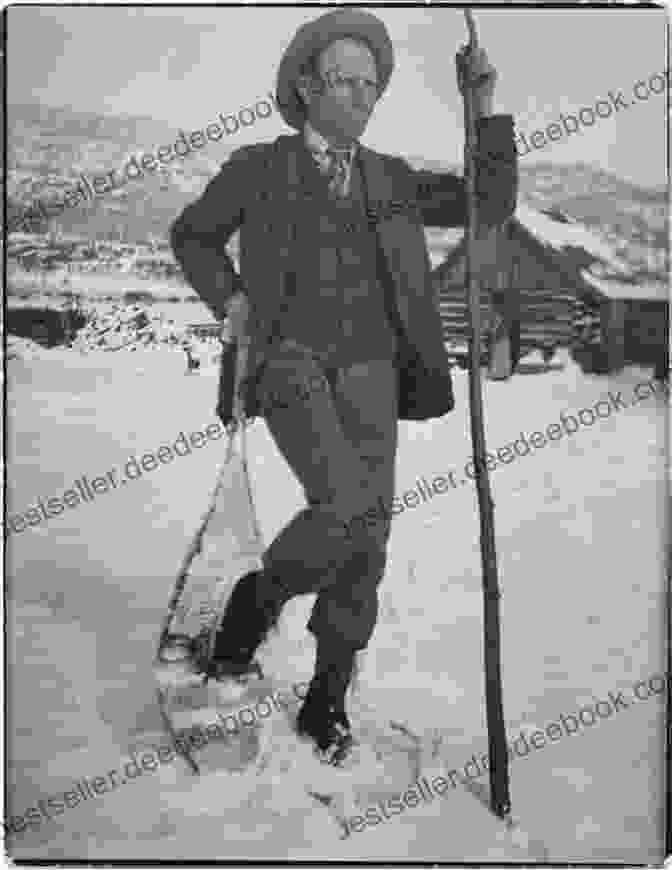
[302,38,379,144]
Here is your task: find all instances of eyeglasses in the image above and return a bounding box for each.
[321,69,381,101]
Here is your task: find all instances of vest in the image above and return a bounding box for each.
[272,143,398,368]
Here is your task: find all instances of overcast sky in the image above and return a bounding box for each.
[8,4,669,188]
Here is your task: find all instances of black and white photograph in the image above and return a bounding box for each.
[4,3,670,863]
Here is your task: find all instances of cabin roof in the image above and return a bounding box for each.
[514,203,630,277]
[432,201,655,299]
[580,271,669,303]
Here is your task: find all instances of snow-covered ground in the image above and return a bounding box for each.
[5,329,668,862]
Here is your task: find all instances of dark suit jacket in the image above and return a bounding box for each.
[171,116,518,421]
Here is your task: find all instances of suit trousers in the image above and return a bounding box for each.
[256,341,398,651]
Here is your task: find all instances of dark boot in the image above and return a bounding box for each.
[206,570,283,680]
[296,640,356,766]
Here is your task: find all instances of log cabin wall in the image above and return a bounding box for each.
[432,222,576,358]
[571,295,669,377]
[625,300,669,372]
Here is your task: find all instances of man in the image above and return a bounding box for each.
[171,9,517,766]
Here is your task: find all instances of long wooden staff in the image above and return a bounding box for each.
[458,8,511,820]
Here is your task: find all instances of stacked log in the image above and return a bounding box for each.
[438,284,576,360]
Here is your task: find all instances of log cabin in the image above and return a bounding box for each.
[431,203,668,379]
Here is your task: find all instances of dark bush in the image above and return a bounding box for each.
[7,307,87,347]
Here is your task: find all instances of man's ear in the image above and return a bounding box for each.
[300,74,325,103]
[295,75,315,107]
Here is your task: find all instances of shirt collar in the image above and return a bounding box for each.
[304,121,357,163]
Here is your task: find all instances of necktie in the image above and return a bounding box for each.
[327,147,351,198]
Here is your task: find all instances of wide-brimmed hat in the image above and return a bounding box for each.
[275,9,394,130]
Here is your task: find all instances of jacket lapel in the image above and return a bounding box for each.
[357,144,420,328]
[357,145,395,220]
